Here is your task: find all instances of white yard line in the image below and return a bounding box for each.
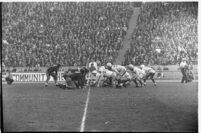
[80,86,91,132]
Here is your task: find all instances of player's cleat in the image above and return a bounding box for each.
[143,83,146,86]
[116,83,123,88]
[123,84,127,87]
[154,83,157,86]
[45,83,48,87]
[57,83,66,89]
[55,83,59,86]
[123,82,130,87]
[83,86,87,89]
[116,84,122,88]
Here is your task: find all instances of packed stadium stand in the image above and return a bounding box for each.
[124,2,198,65]
[2,2,133,68]
[2,2,198,70]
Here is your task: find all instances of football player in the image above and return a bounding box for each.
[62,67,89,89]
[45,64,62,86]
[106,63,131,88]
[126,64,146,87]
[5,70,14,85]
[140,65,157,86]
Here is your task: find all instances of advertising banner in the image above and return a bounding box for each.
[10,72,65,82]
[2,72,96,82]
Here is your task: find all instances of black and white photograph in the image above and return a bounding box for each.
[1,1,199,132]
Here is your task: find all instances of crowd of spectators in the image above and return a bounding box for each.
[2,2,133,67]
[124,2,198,65]
[2,2,198,68]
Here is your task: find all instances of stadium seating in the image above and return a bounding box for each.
[2,2,198,67]
[124,2,198,65]
[2,2,133,67]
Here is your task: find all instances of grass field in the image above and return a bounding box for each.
[2,81,198,132]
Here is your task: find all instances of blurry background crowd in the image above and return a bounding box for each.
[124,2,197,65]
[2,2,198,70]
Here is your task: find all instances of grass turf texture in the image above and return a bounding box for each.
[2,82,198,132]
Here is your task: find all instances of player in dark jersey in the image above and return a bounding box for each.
[5,70,14,85]
[45,64,61,86]
[61,67,89,89]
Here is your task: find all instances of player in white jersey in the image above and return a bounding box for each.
[133,66,146,79]
[140,65,156,86]
[101,68,118,87]
[126,64,146,87]
[87,61,98,86]
[98,66,105,72]
[89,61,98,72]
[107,63,131,87]
[95,66,107,87]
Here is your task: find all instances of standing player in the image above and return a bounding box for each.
[45,64,62,86]
[5,70,14,85]
[179,58,188,83]
[140,65,157,86]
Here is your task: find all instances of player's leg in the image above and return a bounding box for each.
[121,73,132,87]
[102,76,108,87]
[80,75,86,88]
[130,72,139,87]
[45,72,50,86]
[150,73,156,86]
[95,73,102,87]
[115,72,124,87]
[111,72,118,86]
[52,73,58,86]
[143,73,150,86]
[74,80,80,88]
[78,76,84,88]
[138,79,143,87]
[184,69,188,83]
[183,69,188,83]
[106,77,112,86]
[133,78,139,87]
[138,73,146,86]
[181,68,185,83]
[136,76,144,87]
[65,77,71,88]
[87,72,92,86]
[108,77,113,86]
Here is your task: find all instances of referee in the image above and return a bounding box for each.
[179,58,188,83]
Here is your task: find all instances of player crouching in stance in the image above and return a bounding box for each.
[101,67,117,87]
[126,64,145,87]
[5,70,14,85]
[140,65,157,86]
[106,63,131,88]
[45,64,62,86]
[87,62,98,86]
[62,67,89,89]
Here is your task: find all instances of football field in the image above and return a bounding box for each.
[2,81,198,132]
